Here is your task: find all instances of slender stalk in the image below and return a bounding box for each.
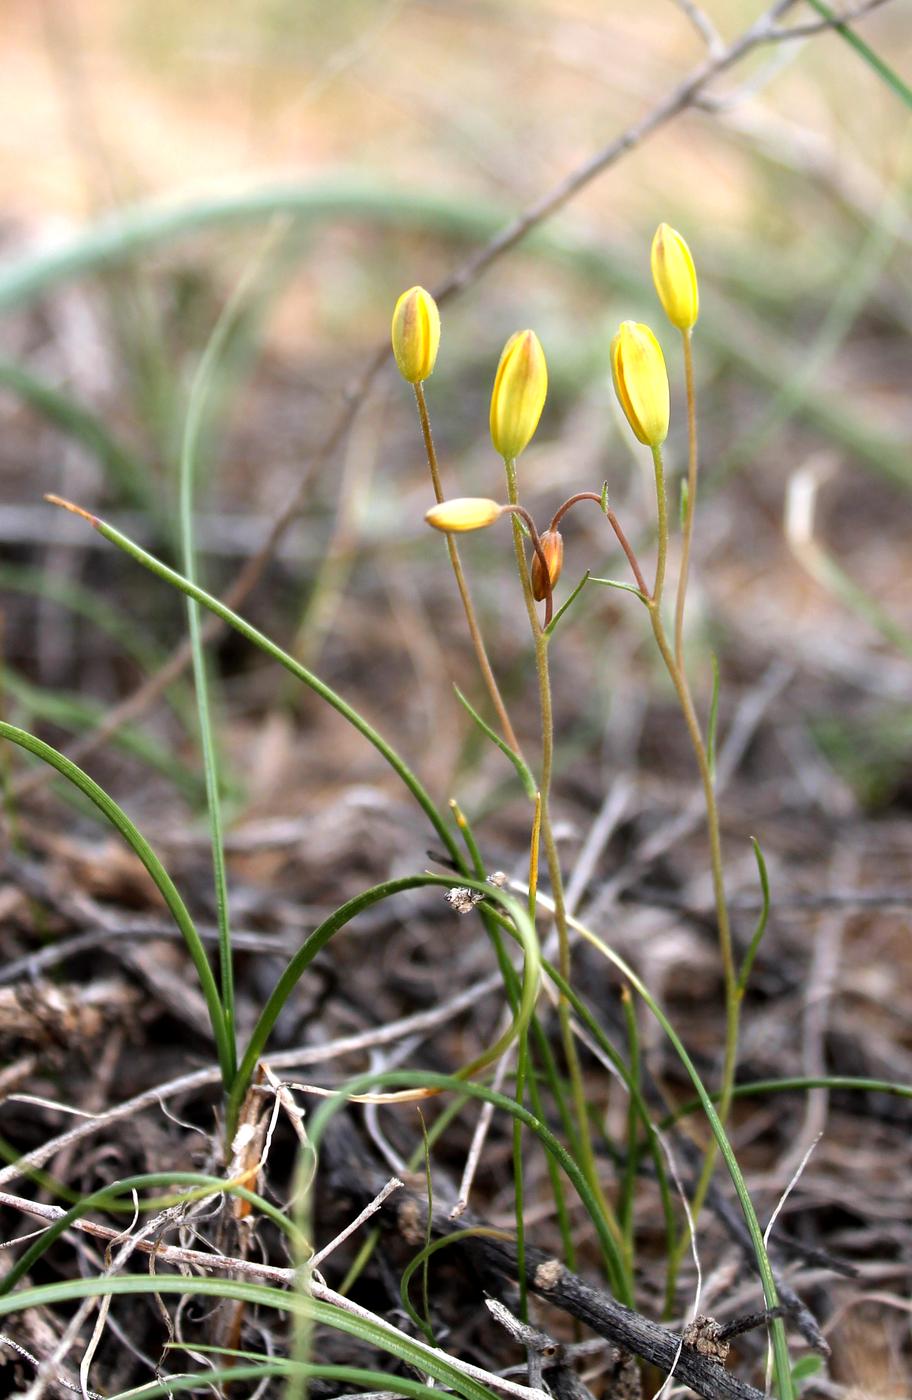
[651,445,669,609]
[646,446,739,1297]
[674,329,698,671]
[549,491,649,598]
[503,458,629,1287]
[413,382,522,754]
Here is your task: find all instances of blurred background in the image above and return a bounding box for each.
[1,0,911,1391]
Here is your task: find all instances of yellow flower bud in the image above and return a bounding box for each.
[531,528,564,602]
[650,224,698,331]
[425,497,503,533]
[489,330,548,460]
[391,286,441,383]
[610,321,670,448]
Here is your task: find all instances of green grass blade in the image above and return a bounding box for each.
[0,1279,500,1400]
[54,500,466,875]
[0,1170,301,1298]
[227,872,540,1134]
[0,721,233,1085]
[117,1360,467,1400]
[306,1068,630,1303]
[589,576,649,604]
[661,1073,912,1128]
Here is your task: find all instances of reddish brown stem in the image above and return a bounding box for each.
[548,491,649,599]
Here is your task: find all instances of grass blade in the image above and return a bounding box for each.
[0,721,233,1085]
[46,496,465,874]
[227,872,541,1134]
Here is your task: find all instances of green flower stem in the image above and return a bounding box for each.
[0,722,234,1087]
[651,445,669,609]
[504,458,628,1286]
[227,873,540,1137]
[413,382,521,756]
[46,497,465,876]
[647,593,739,1279]
[646,445,739,1298]
[674,330,698,672]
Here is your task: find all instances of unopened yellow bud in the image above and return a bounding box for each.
[391,286,441,383]
[489,330,548,460]
[425,497,503,533]
[531,529,564,602]
[650,224,698,331]
[610,321,669,448]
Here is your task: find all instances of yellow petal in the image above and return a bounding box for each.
[650,224,698,331]
[610,321,669,447]
[425,497,504,532]
[391,286,441,383]
[489,330,548,460]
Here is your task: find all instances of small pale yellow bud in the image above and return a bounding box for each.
[531,529,564,602]
[651,224,698,331]
[391,286,441,383]
[610,321,670,448]
[489,330,548,460]
[425,497,503,533]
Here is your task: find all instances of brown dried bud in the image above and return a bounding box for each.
[531,528,564,602]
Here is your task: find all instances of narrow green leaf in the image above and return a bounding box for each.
[58,503,465,874]
[228,872,540,1134]
[0,1279,499,1400]
[589,575,648,604]
[0,722,233,1086]
[545,570,590,636]
[454,685,536,799]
